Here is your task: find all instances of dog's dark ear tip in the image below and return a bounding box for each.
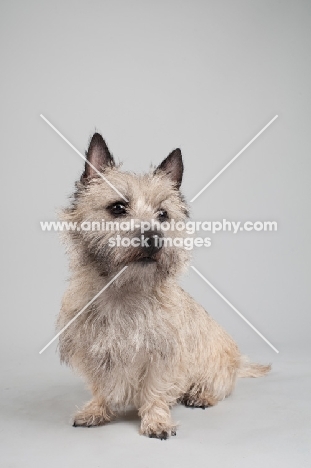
[84,132,115,178]
[156,148,184,188]
[90,132,104,143]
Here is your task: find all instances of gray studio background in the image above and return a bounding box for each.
[1,1,310,467]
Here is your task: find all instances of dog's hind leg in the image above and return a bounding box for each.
[180,386,219,409]
[181,353,239,409]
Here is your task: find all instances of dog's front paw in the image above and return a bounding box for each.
[73,400,113,428]
[73,413,105,427]
[141,422,177,440]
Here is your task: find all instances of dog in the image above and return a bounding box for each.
[57,132,270,439]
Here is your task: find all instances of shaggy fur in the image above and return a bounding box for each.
[57,133,270,439]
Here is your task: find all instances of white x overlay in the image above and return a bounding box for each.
[191,266,279,353]
[39,113,279,354]
[190,115,278,202]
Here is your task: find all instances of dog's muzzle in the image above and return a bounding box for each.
[143,230,163,255]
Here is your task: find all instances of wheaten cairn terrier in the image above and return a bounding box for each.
[57,133,270,439]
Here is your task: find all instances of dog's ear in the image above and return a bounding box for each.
[81,133,115,181]
[155,149,183,188]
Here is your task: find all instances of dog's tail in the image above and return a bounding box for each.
[237,355,271,378]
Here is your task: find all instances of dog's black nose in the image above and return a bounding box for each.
[143,230,163,255]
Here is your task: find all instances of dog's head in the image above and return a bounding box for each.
[62,133,190,287]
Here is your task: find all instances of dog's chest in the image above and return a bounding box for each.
[85,294,176,366]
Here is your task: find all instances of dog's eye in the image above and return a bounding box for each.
[109,203,127,216]
[158,209,168,221]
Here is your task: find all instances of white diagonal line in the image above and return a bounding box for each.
[40,114,128,202]
[191,266,279,353]
[39,266,128,354]
[190,115,278,202]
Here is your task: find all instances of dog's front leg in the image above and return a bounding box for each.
[138,369,177,439]
[73,390,114,428]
